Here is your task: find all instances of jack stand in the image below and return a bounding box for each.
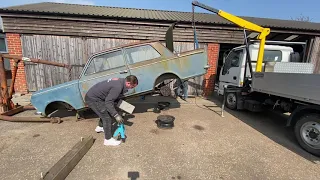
[113,123,126,142]
[221,85,227,118]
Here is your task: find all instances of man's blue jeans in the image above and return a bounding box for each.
[176,80,188,99]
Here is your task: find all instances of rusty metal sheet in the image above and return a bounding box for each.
[0,57,9,112]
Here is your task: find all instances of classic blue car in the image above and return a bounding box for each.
[30,40,209,116]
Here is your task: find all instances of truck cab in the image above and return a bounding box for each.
[217,43,295,95]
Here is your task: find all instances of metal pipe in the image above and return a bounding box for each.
[192,4,195,50]
[192,1,219,14]
[1,106,24,116]
[0,105,35,116]
[9,61,18,99]
[0,114,62,123]
[0,105,76,123]
[23,105,36,110]
[221,85,226,118]
[0,54,70,68]
[249,40,307,45]
[0,105,74,124]
[243,29,253,78]
[0,88,4,113]
[0,57,9,112]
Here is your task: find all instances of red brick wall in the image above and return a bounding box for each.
[6,33,28,94]
[203,43,220,97]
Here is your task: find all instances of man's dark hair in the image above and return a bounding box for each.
[126,75,138,85]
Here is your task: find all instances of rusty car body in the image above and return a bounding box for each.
[30,40,209,116]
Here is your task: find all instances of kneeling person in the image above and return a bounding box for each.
[85,75,138,146]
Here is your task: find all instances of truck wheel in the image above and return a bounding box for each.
[294,113,320,156]
[225,92,237,110]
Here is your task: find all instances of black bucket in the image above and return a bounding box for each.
[156,115,175,129]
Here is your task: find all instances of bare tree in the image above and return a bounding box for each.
[291,14,312,22]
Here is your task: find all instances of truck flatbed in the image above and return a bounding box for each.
[252,72,320,105]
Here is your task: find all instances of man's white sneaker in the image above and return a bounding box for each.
[104,138,121,146]
[95,126,104,133]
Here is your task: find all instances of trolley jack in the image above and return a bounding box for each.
[113,123,126,142]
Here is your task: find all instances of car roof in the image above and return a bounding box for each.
[91,39,160,56]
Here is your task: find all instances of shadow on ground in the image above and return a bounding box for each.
[48,95,180,125]
[125,95,181,114]
[204,92,320,163]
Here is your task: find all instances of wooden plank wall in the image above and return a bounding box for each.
[309,36,320,74]
[3,17,244,44]
[22,35,86,91]
[21,35,205,95]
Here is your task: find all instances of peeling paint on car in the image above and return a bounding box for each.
[30,41,208,116]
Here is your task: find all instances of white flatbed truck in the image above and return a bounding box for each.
[191,1,320,156]
[217,42,320,156]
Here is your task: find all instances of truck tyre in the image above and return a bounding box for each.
[294,113,320,156]
[225,92,237,110]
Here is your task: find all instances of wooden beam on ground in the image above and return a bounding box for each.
[40,136,95,180]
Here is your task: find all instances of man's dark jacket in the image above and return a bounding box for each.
[85,78,128,117]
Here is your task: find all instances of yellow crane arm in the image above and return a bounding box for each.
[192,1,270,72]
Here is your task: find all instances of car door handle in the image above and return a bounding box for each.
[120,70,128,74]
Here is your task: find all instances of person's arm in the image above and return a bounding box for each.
[105,86,122,117]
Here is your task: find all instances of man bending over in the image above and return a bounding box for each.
[85,75,138,146]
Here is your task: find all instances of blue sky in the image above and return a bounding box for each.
[1,0,320,23]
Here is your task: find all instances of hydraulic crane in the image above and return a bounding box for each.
[191,1,270,72]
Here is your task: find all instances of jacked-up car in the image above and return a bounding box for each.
[31,40,209,116]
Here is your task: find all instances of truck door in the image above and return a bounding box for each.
[78,49,130,101]
[218,49,244,94]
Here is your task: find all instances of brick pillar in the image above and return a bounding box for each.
[203,43,219,97]
[6,33,28,94]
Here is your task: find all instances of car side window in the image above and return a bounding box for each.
[222,49,243,75]
[85,50,125,75]
[125,45,161,64]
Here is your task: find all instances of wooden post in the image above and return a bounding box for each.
[40,136,95,180]
[0,57,9,113]
[0,87,4,113]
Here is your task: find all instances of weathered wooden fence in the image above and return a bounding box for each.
[21,35,205,95]
[309,36,320,74]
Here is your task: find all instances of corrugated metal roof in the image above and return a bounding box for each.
[1,2,320,31]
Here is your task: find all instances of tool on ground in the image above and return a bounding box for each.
[156,115,175,129]
[113,123,126,142]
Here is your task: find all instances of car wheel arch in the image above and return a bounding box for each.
[44,101,75,117]
[153,72,182,91]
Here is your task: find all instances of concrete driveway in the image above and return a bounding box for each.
[0,95,320,180]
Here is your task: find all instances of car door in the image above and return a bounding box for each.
[123,44,163,95]
[79,49,130,100]
[219,48,244,87]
